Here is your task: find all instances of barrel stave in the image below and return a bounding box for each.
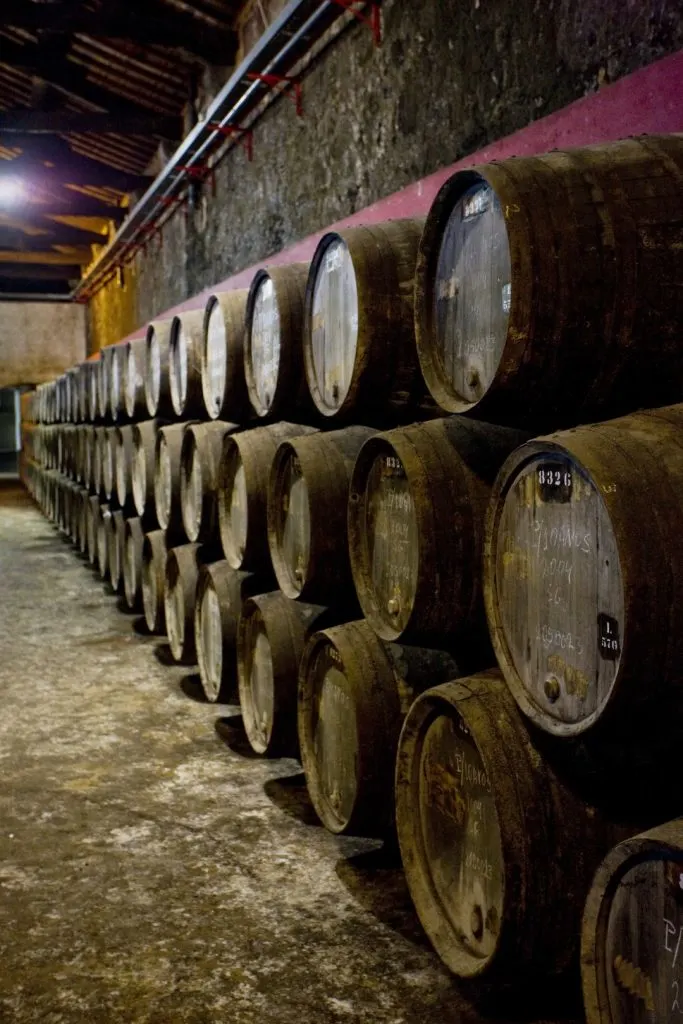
[218,422,319,572]
[485,404,683,739]
[298,619,459,836]
[268,425,377,603]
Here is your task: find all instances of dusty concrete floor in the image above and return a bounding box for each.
[0,481,572,1024]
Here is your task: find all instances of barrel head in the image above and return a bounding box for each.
[488,445,624,734]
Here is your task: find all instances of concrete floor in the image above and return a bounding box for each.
[0,481,570,1024]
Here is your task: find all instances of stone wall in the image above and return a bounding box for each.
[0,302,87,388]
[88,0,683,349]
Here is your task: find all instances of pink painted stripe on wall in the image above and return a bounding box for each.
[117,48,683,344]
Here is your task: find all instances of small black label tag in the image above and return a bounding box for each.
[537,463,573,503]
[598,613,621,661]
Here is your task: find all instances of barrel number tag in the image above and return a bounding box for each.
[537,463,573,503]
[598,613,620,660]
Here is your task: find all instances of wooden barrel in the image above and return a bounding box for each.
[415,135,683,428]
[65,481,76,539]
[244,263,313,420]
[395,670,629,987]
[144,319,174,419]
[86,494,100,564]
[164,543,202,663]
[123,516,145,610]
[93,427,108,497]
[141,529,167,634]
[581,820,683,1024]
[77,364,89,425]
[194,561,264,702]
[102,427,117,502]
[201,290,250,421]
[108,509,126,592]
[218,422,318,572]
[98,347,115,421]
[179,421,238,544]
[97,503,111,579]
[114,424,135,510]
[169,309,205,419]
[65,367,79,423]
[131,419,164,520]
[237,591,330,757]
[485,404,683,740]
[348,416,528,648]
[123,338,148,421]
[87,361,99,423]
[154,421,197,535]
[56,425,66,475]
[108,344,126,423]
[77,486,89,554]
[302,220,426,421]
[267,425,377,603]
[299,619,459,836]
[74,426,85,484]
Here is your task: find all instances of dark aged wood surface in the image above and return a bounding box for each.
[268,425,377,604]
[164,543,201,665]
[169,309,205,419]
[201,290,250,423]
[131,419,163,520]
[298,619,459,837]
[194,561,264,704]
[396,671,633,990]
[582,820,683,1024]
[245,264,312,421]
[218,422,318,573]
[154,421,196,536]
[114,424,135,511]
[144,319,174,420]
[303,220,426,421]
[123,515,144,612]
[179,422,237,544]
[124,338,148,421]
[416,135,683,428]
[349,416,528,649]
[486,403,683,739]
[141,529,167,635]
[237,592,329,758]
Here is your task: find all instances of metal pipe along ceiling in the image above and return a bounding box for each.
[72,0,377,302]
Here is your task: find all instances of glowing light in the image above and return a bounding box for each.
[0,178,24,206]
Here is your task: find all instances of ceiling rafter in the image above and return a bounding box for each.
[0,110,182,139]
[2,0,238,65]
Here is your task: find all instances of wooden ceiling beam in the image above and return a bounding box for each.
[0,110,182,139]
[0,36,160,116]
[0,264,80,280]
[0,249,92,265]
[2,1,238,64]
[0,219,106,247]
[42,193,126,223]
[0,137,152,192]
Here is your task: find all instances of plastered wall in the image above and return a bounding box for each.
[0,302,87,387]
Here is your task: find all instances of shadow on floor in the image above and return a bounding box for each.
[180,674,207,703]
[132,616,150,637]
[154,643,176,666]
[336,842,584,1021]
[213,714,261,759]
[0,478,31,507]
[263,771,320,827]
[334,845,432,951]
[115,595,137,615]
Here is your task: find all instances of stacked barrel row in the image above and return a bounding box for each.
[22,134,683,1023]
